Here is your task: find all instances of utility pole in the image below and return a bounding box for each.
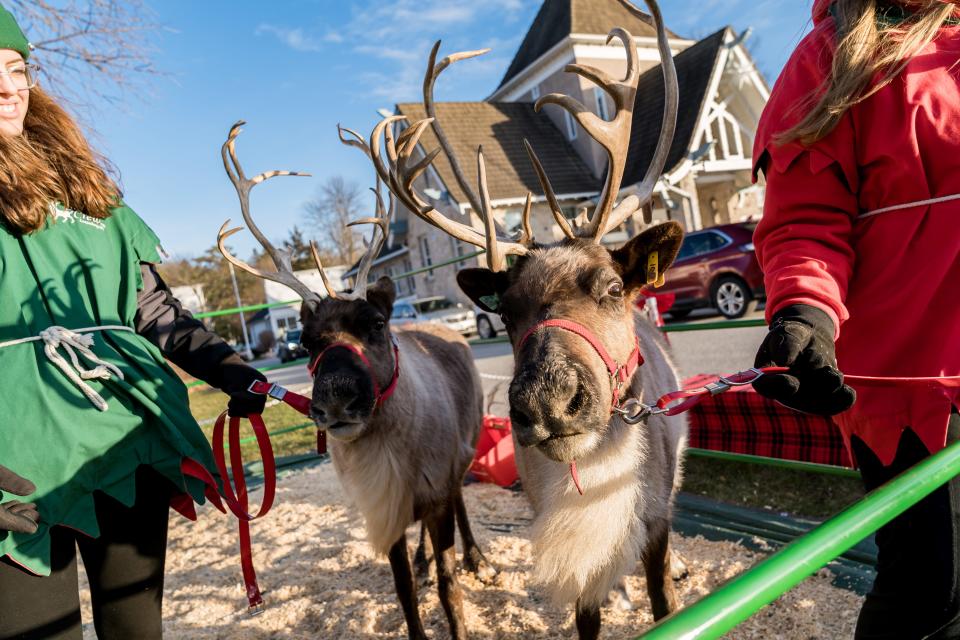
[228,262,254,361]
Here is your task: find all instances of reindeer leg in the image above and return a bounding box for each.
[427,503,469,640]
[413,522,434,585]
[574,598,601,640]
[387,534,428,640]
[642,521,680,620]
[454,490,497,582]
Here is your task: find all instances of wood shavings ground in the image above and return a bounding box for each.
[78,463,863,638]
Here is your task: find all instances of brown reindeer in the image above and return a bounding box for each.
[215,122,492,640]
[352,1,686,637]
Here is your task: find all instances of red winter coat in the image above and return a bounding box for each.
[753,0,960,465]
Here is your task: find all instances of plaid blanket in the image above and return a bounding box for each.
[683,374,854,468]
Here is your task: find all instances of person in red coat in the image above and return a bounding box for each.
[751,0,960,637]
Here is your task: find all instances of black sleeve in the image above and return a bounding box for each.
[134,263,237,390]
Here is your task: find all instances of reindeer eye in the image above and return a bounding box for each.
[373,320,386,332]
[608,281,624,297]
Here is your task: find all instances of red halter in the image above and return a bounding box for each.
[307,338,400,409]
[518,319,644,411]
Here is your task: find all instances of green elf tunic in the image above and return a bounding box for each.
[0,203,220,575]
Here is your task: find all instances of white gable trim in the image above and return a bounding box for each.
[660,28,732,186]
[488,34,693,102]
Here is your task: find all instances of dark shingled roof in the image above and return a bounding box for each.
[344,244,408,278]
[395,101,599,205]
[498,0,680,90]
[623,28,726,186]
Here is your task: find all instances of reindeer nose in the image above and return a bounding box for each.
[508,364,586,442]
[314,375,363,420]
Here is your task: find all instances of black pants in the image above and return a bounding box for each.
[0,466,172,640]
[853,408,960,640]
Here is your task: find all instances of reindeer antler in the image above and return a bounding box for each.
[351,40,535,273]
[363,112,529,273]
[335,124,402,299]
[526,0,678,242]
[216,121,324,305]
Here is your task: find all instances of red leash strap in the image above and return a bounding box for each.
[212,411,277,611]
[654,367,791,416]
[247,380,325,453]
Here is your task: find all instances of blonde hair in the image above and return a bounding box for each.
[0,87,119,234]
[780,0,955,145]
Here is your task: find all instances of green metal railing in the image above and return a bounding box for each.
[686,448,860,479]
[638,440,960,639]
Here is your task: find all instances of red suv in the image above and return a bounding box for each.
[648,222,765,320]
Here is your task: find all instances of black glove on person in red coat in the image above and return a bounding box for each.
[752,304,856,416]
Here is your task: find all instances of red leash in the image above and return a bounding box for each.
[210,381,313,612]
[217,357,400,611]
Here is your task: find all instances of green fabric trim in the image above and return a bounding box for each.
[0,5,29,60]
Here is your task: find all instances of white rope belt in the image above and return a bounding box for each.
[859,192,960,220]
[0,325,134,411]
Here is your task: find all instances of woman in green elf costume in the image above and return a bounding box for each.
[0,6,268,638]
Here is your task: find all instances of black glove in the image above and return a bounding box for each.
[753,304,856,416]
[0,465,39,534]
[217,353,268,418]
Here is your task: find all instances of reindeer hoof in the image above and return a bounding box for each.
[463,549,498,583]
[604,576,633,611]
[670,549,689,581]
[605,585,634,612]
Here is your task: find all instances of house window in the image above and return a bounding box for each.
[402,258,416,295]
[595,88,610,121]
[564,110,577,141]
[419,236,434,278]
[530,84,540,101]
[449,236,468,268]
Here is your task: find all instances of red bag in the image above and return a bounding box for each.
[469,416,518,487]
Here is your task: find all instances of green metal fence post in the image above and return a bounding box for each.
[638,439,960,639]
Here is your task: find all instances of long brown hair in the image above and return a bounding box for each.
[0,87,119,234]
[780,0,956,145]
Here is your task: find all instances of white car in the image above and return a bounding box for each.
[390,296,477,336]
[474,306,506,339]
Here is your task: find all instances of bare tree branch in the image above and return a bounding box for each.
[303,176,367,267]
[8,0,166,105]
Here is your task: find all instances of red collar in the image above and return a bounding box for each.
[518,318,643,411]
[308,337,400,409]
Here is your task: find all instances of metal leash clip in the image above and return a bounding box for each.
[613,398,666,425]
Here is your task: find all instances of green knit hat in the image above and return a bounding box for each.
[0,5,29,60]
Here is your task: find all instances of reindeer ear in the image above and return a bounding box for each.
[367,276,397,317]
[610,221,684,293]
[300,298,319,322]
[457,268,510,313]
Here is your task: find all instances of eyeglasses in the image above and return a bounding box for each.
[0,63,40,91]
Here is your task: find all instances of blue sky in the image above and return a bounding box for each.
[48,0,816,260]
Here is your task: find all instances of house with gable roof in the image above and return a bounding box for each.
[346,0,769,308]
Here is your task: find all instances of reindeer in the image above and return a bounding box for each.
[351,1,686,637]
[215,122,492,640]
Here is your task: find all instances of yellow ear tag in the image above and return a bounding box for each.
[654,272,666,288]
[646,251,659,285]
